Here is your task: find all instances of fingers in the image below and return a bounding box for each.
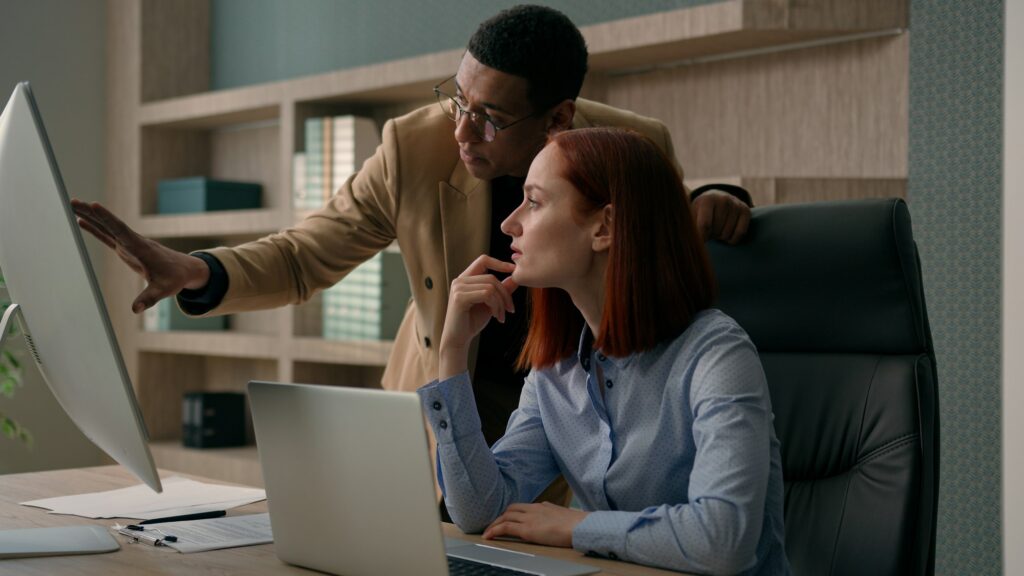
[88,201,137,241]
[719,203,740,244]
[75,200,138,247]
[694,197,713,242]
[460,254,516,279]
[77,217,117,250]
[452,285,509,323]
[132,283,170,315]
[483,520,524,541]
[728,209,751,245]
[452,274,515,317]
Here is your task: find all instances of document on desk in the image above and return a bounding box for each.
[153,513,273,553]
[21,476,266,519]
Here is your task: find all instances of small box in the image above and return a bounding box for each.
[182,392,246,448]
[144,298,228,331]
[157,177,262,214]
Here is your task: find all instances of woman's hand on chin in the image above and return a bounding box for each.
[439,255,518,379]
[482,502,589,548]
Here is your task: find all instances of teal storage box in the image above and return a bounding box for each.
[157,177,262,214]
[144,298,228,331]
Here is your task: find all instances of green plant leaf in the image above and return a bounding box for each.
[2,418,15,439]
[0,378,15,398]
[3,350,19,369]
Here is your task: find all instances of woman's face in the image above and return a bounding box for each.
[500,145,607,290]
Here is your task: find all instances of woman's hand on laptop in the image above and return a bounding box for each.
[439,255,518,380]
[71,199,211,314]
[481,502,589,548]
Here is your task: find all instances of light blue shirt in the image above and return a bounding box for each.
[418,309,790,575]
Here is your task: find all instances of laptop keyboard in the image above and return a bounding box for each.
[447,555,536,575]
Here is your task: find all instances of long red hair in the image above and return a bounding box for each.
[517,127,716,369]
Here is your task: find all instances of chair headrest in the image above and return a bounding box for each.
[707,198,929,354]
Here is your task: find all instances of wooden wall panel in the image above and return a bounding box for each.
[604,33,909,179]
[140,0,209,102]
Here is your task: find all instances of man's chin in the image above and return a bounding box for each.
[463,160,499,180]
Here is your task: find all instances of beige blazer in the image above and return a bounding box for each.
[203,99,679,393]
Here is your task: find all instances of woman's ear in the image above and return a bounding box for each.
[592,204,614,252]
[546,100,576,135]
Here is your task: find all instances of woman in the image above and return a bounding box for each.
[417,128,790,575]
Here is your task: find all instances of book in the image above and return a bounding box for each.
[322,251,410,341]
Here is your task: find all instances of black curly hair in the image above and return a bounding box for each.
[466,4,588,112]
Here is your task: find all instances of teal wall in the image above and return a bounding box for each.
[909,1,1003,574]
[210,0,716,89]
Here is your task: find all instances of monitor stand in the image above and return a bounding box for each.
[0,525,120,558]
[0,303,121,558]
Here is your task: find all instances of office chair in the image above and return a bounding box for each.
[706,198,939,576]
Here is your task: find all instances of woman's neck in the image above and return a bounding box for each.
[564,262,607,341]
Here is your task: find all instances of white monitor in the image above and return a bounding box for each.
[0,82,161,555]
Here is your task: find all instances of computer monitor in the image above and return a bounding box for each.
[0,83,161,555]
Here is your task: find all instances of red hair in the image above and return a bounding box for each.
[517,128,717,369]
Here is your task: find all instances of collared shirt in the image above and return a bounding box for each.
[418,309,790,575]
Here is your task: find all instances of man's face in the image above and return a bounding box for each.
[451,53,552,180]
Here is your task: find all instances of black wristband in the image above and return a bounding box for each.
[177,252,229,315]
[689,183,754,208]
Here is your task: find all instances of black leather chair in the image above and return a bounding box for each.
[707,198,939,576]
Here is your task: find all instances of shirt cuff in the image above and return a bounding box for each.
[572,510,638,561]
[416,372,482,445]
[176,251,229,315]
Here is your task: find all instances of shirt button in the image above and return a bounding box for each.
[432,401,442,411]
[424,337,431,348]
[605,379,613,389]
[425,277,433,290]
[439,420,448,430]
[597,353,607,362]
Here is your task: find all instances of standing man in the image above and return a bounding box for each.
[74,5,750,507]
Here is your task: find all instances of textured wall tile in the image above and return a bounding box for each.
[909,1,1004,574]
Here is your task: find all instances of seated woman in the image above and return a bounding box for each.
[417,127,790,575]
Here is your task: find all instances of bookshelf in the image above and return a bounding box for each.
[105,0,908,484]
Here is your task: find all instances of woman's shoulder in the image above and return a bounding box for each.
[681,308,752,345]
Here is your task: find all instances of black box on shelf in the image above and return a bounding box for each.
[182,392,246,448]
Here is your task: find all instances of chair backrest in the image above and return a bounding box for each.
[706,198,939,576]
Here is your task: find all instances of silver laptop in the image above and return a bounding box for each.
[248,381,599,576]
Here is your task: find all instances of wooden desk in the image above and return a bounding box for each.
[0,466,686,575]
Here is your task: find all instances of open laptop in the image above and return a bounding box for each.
[248,380,599,576]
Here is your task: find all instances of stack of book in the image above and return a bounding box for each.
[322,252,411,341]
[295,115,380,210]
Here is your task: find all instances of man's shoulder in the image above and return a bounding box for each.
[574,98,668,136]
[381,102,460,177]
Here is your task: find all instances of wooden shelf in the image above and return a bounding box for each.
[135,0,906,128]
[136,331,282,360]
[150,441,263,487]
[137,209,283,239]
[291,337,392,367]
[684,176,906,207]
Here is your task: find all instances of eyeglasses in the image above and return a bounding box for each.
[433,75,537,142]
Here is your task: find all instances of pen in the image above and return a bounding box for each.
[118,526,176,546]
[140,510,226,525]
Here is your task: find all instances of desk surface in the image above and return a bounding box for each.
[0,466,686,575]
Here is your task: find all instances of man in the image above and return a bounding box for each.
[74,5,750,508]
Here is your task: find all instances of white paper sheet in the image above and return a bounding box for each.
[21,476,266,519]
[115,513,273,554]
